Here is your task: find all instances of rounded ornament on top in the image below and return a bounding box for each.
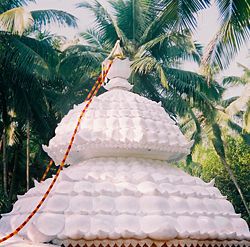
[104,58,132,91]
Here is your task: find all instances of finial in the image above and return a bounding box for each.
[102,40,125,81]
[104,58,132,91]
[102,40,132,91]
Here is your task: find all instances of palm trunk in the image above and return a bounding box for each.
[215,150,250,217]
[211,123,250,217]
[26,119,30,191]
[1,92,8,196]
[9,147,19,202]
[2,129,7,196]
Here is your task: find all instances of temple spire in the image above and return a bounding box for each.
[101,40,132,91]
[102,40,126,81]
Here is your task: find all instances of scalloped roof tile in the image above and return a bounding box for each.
[1,158,249,244]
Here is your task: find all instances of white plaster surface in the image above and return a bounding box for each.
[1,158,249,243]
[0,234,57,246]
[0,58,249,245]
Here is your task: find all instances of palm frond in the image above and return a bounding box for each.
[202,0,250,70]
[243,101,250,133]
[211,123,226,158]
[222,76,248,86]
[221,96,239,108]
[189,109,202,144]
[138,31,184,54]
[110,0,157,43]
[164,91,190,117]
[182,109,202,164]
[132,73,162,103]
[80,29,109,50]
[0,33,57,81]
[225,84,250,116]
[131,56,168,88]
[0,7,33,35]
[59,45,107,79]
[131,56,158,74]
[166,67,224,102]
[227,119,250,144]
[31,9,78,30]
[237,63,250,78]
[161,36,203,64]
[142,0,210,42]
[0,0,34,12]
[77,1,127,47]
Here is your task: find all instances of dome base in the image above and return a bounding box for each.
[55,238,250,247]
[70,146,188,164]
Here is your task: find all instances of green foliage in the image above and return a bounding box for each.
[222,63,250,135]
[31,9,77,30]
[0,0,79,214]
[193,136,250,224]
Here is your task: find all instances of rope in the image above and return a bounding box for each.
[40,68,109,182]
[0,60,113,244]
[40,160,54,182]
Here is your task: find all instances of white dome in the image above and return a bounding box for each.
[1,158,249,245]
[43,57,192,165]
[43,90,192,165]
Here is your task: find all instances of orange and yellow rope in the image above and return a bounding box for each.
[0,61,113,244]
[40,159,54,182]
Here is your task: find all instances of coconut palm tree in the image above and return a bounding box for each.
[178,99,250,217]
[0,0,77,197]
[76,0,221,159]
[223,63,250,133]
[0,0,77,35]
[198,0,250,214]
[59,0,223,166]
[62,0,222,132]
[202,0,250,70]
[0,0,77,75]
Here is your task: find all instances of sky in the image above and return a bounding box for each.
[26,0,249,83]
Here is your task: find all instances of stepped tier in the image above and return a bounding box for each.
[1,158,249,245]
[43,89,193,165]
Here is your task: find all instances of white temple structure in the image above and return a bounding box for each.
[0,58,249,247]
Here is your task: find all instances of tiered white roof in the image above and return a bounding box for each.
[0,58,249,247]
[1,157,250,245]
